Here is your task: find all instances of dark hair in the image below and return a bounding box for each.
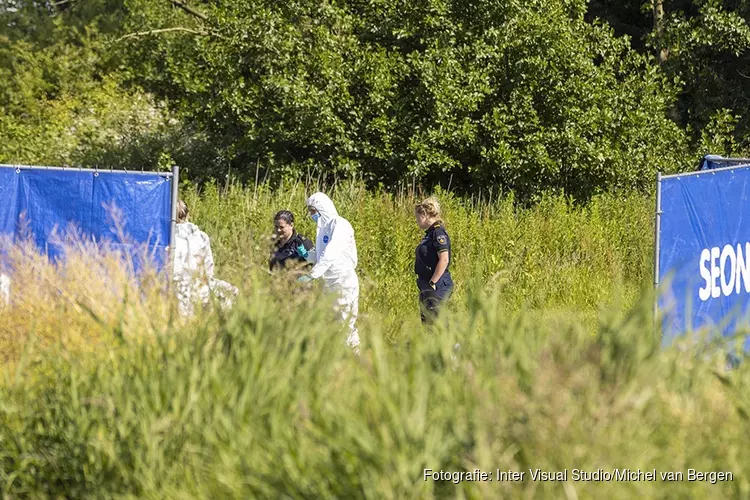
[274,210,295,225]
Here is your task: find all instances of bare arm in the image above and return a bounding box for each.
[430,251,449,285]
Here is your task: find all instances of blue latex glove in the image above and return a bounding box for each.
[296,274,313,283]
[296,244,309,259]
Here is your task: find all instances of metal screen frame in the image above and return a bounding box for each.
[0,163,180,276]
[653,171,662,326]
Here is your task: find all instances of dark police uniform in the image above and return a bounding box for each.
[270,232,314,271]
[414,221,454,323]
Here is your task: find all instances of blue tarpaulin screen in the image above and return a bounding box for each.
[0,167,172,270]
[698,154,750,172]
[658,165,750,351]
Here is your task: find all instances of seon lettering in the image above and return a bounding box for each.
[699,243,750,300]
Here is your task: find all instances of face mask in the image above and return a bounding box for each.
[310,212,320,223]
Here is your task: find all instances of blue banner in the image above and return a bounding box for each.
[698,154,750,171]
[0,167,172,271]
[658,166,750,351]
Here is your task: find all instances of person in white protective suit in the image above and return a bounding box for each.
[0,272,9,306]
[298,192,361,353]
[172,200,238,317]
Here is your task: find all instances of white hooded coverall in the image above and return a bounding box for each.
[173,222,237,316]
[0,272,9,306]
[306,192,360,350]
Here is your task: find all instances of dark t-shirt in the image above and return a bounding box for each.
[270,232,314,271]
[414,222,451,281]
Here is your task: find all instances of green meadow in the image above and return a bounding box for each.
[2,181,747,499]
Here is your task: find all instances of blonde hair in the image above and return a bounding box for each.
[415,197,442,221]
[176,200,189,223]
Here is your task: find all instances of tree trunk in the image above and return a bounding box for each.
[653,0,669,64]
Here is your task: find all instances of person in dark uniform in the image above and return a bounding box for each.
[269,210,315,271]
[414,197,454,324]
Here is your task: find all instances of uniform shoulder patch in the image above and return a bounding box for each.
[436,234,447,245]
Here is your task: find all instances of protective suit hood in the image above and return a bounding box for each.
[306,191,358,280]
[307,192,339,224]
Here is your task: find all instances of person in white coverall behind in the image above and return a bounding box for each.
[298,192,361,353]
[173,200,238,316]
[0,272,9,306]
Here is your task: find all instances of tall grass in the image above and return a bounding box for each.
[5,181,741,498]
[0,226,174,366]
[1,268,748,498]
[181,179,654,339]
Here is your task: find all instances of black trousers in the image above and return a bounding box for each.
[417,275,453,324]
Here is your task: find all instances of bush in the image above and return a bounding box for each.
[121,0,689,200]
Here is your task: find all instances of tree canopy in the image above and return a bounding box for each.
[2,0,750,201]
